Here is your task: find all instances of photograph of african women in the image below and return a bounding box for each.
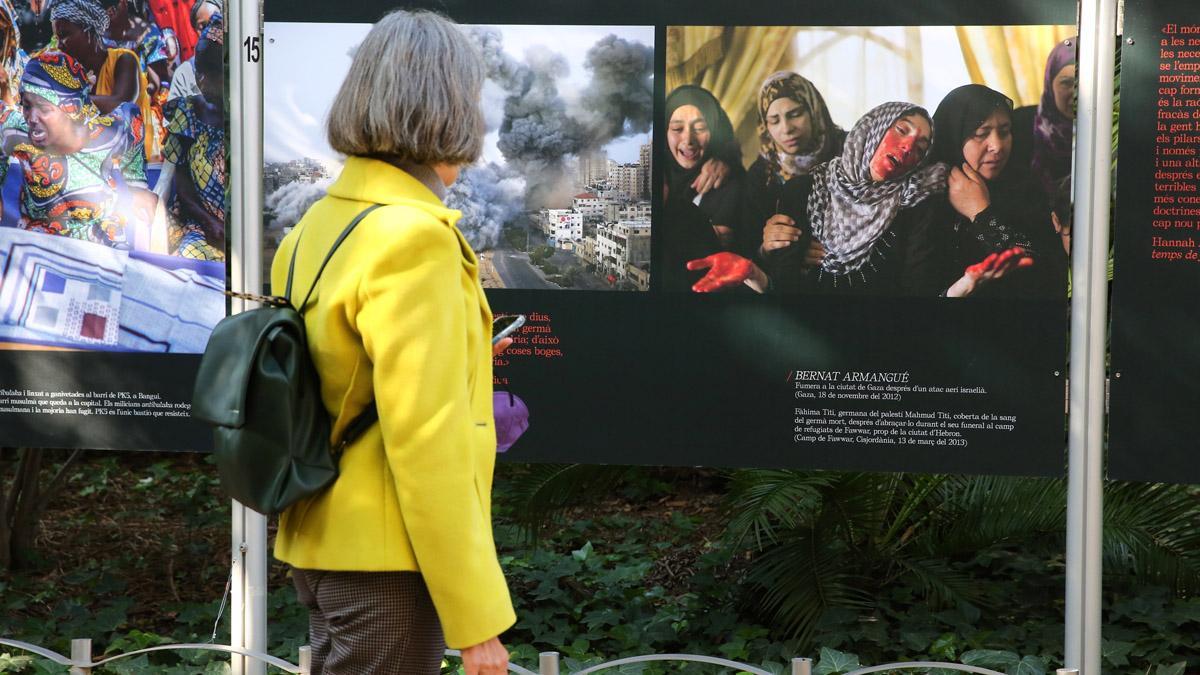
[0,1,226,352]
[663,24,1076,298]
[264,22,654,291]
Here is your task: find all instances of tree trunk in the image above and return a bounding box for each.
[1,448,83,570]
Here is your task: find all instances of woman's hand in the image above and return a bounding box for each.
[1052,210,1071,255]
[761,214,802,253]
[687,252,769,293]
[802,239,826,269]
[461,636,508,675]
[948,162,991,221]
[691,158,730,196]
[945,246,1033,297]
[492,337,513,356]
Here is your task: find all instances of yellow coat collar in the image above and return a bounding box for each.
[328,156,450,211]
[327,156,478,269]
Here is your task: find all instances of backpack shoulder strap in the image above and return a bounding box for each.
[289,204,384,313]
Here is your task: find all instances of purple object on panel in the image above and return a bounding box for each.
[493,391,530,453]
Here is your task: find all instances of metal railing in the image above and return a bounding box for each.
[1,638,1085,675]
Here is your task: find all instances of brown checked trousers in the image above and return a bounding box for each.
[292,569,446,674]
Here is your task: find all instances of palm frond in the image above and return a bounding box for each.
[725,469,833,549]
[1102,482,1200,592]
[931,475,1067,555]
[499,463,636,539]
[888,555,984,609]
[744,529,873,647]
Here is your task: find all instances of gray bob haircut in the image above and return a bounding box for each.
[326,10,485,165]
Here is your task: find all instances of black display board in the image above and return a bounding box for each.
[0,16,227,450]
[262,0,1075,476]
[1109,0,1200,483]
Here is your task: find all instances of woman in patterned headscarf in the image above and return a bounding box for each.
[157,12,223,259]
[744,71,845,268]
[0,0,28,107]
[50,0,162,163]
[0,51,152,247]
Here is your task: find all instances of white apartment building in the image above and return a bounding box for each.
[572,193,606,219]
[596,219,651,277]
[543,209,583,246]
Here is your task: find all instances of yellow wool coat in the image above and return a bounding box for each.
[270,157,516,649]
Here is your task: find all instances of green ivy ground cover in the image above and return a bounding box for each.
[0,455,1196,674]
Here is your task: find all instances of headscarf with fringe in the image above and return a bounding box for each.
[808,101,947,277]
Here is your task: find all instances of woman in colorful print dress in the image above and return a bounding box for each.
[0,51,151,248]
[160,13,222,259]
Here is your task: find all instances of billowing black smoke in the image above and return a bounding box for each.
[467,28,653,209]
[578,35,654,142]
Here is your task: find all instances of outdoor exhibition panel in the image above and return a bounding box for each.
[0,0,1077,479]
[1108,0,1200,484]
[265,0,1075,475]
[0,9,227,450]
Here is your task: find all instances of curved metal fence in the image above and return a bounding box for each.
[1,638,1088,675]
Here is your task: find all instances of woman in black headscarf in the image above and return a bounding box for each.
[745,71,845,265]
[930,84,1066,298]
[660,84,746,291]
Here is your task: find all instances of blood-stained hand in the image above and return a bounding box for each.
[692,158,730,195]
[686,252,768,293]
[946,246,1034,297]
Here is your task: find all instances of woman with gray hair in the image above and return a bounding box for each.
[270,9,513,675]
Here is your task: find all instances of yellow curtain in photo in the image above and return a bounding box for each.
[956,25,1077,107]
[666,26,799,167]
[665,26,725,92]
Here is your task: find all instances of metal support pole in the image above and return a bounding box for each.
[1066,0,1117,673]
[230,516,245,674]
[539,651,561,675]
[792,657,813,675]
[1057,670,1081,675]
[298,646,312,675]
[68,638,91,675]
[228,0,268,674]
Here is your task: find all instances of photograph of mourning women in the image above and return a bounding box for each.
[0,0,225,352]
[663,24,1074,299]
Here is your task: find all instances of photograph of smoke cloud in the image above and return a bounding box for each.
[263,22,654,292]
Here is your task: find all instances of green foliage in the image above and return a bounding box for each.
[503,226,528,251]
[529,245,555,263]
[723,470,1200,658]
[813,647,859,675]
[4,458,1200,674]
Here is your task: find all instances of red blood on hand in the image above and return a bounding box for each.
[965,246,1034,278]
[686,252,753,293]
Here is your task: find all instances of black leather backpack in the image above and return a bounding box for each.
[191,205,380,515]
